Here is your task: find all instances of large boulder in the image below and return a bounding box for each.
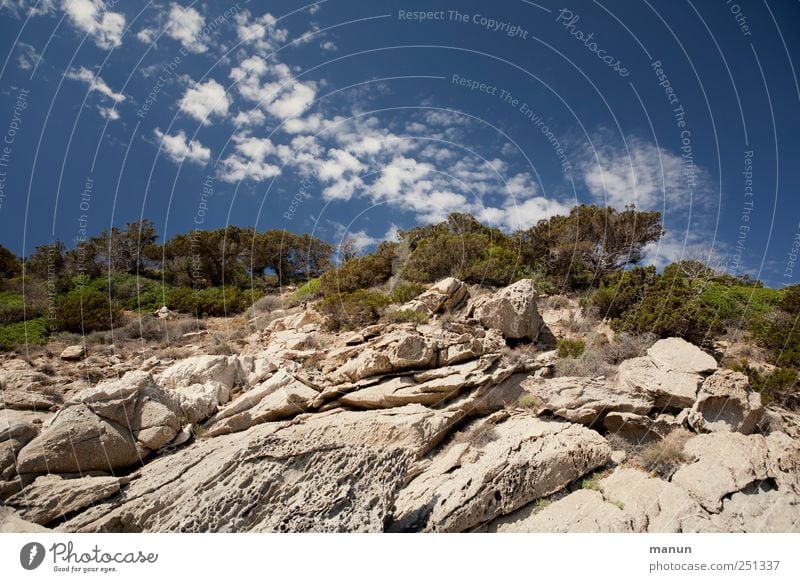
[467,279,543,340]
[603,412,679,444]
[15,372,181,474]
[158,355,246,391]
[521,376,654,427]
[0,420,38,479]
[671,431,799,515]
[389,413,611,532]
[614,338,717,409]
[647,337,718,374]
[56,406,461,533]
[60,344,86,361]
[402,277,469,314]
[687,370,764,434]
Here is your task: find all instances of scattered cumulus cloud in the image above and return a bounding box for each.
[66,67,125,102]
[179,79,230,124]
[154,128,211,165]
[165,3,207,53]
[63,0,126,49]
[16,42,42,71]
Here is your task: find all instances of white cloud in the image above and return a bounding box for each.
[15,42,42,71]
[2,0,56,18]
[66,66,125,102]
[235,9,289,53]
[165,3,207,53]
[136,27,157,44]
[154,128,211,165]
[580,135,712,212]
[232,109,266,127]
[317,149,365,182]
[266,82,316,120]
[98,106,120,120]
[320,40,337,52]
[217,134,285,183]
[179,79,230,124]
[63,0,126,49]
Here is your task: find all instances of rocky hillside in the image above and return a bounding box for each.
[1,278,798,532]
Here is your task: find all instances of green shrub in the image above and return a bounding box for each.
[557,337,586,358]
[732,361,799,409]
[389,282,427,304]
[318,243,396,296]
[318,290,391,331]
[0,317,48,350]
[166,286,250,317]
[54,288,122,333]
[382,309,429,325]
[292,277,321,302]
[591,266,656,319]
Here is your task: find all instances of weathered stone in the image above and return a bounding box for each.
[522,376,653,426]
[16,372,181,474]
[647,337,718,374]
[60,344,86,361]
[58,406,458,533]
[6,474,124,525]
[491,489,633,533]
[407,277,469,314]
[603,412,679,443]
[158,355,245,391]
[0,506,49,532]
[390,414,611,532]
[467,279,543,340]
[687,370,764,434]
[615,357,701,409]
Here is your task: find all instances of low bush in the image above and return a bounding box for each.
[732,361,799,409]
[557,337,586,358]
[166,286,250,317]
[318,289,392,331]
[389,282,427,304]
[292,278,321,302]
[54,288,122,333]
[0,317,48,350]
[636,428,691,479]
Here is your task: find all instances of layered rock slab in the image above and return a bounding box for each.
[389,413,611,532]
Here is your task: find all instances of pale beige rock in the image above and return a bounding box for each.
[522,376,653,426]
[688,370,764,434]
[172,382,229,424]
[57,406,459,533]
[603,412,679,443]
[60,344,86,361]
[0,506,49,532]
[467,279,543,340]
[16,372,181,474]
[600,468,708,532]
[404,277,469,314]
[390,414,611,532]
[647,337,718,374]
[491,489,632,533]
[158,355,245,391]
[204,370,318,436]
[671,432,771,512]
[6,474,123,525]
[615,356,701,409]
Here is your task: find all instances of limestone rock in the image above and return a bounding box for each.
[403,277,469,314]
[60,344,86,361]
[491,489,633,533]
[158,355,245,391]
[603,412,679,443]
[172,382,230,424]
[0,506,49,532]
[6,474,124,525]
[615,357,702,409]
[204,370,318,436]
[600,468,708,532]
[389,414,611,532]
[58,406,458,533]
[687,370,764,434]
[15,372,181,474]
[467,279,543,340]
[522,376,653,426]
[647,337,718,374]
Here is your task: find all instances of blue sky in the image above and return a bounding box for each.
[0,0,799,286]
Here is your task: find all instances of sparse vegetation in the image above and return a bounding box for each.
[518,393,541,409]
[557,338,586,358]
[635,428,692,479]
[382,309,429,325]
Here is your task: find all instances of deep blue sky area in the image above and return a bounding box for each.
[0,0,799,286]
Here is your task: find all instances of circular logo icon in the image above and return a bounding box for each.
[20,542,46,570]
